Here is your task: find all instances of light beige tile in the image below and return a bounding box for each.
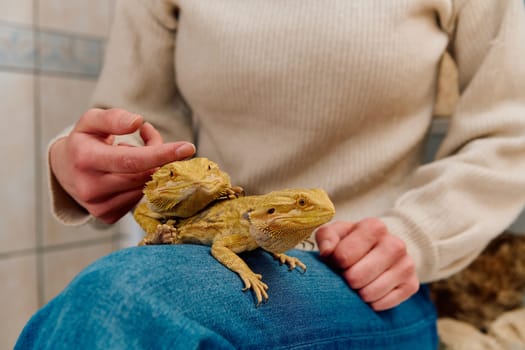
[41,176,117,246]
[0,0,33,25]
[42,202,117,247]
[38,75,96,173]
[38,0,112,38]
[38,75,118,246]
[42,241,114,302]
[0,254,38,350]
[116,213,145,249]
[39,75,97,145]
[108,0,117,33]
[0,72,36,254]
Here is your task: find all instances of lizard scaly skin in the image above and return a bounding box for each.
[134,157,243,240]
[141,188,335,305]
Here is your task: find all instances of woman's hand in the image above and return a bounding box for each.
[316,219,419,311]
[50,108,195,224]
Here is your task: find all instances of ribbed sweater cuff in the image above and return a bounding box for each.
[380,213,439,283]
[47,135,91,226]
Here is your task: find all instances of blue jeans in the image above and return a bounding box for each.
[16,245,438,349]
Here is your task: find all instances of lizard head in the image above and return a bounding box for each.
[246,188,335,253]
[144,157,234,217]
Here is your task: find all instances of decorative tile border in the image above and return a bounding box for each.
[0,22,104,77]
[39,31,104,76]
[0,23,35,70]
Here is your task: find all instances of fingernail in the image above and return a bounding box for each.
[121,113,141,129]
[175,143,196,159]
[318,240,334,256]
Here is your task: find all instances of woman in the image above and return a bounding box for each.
[17,0,525,348]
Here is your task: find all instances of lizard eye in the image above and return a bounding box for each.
[169,170,174,177]
[298,198,306,206]
[267,208,276,214]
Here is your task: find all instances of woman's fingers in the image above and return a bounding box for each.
[140,122,164,146]
[355,254,417,306]
[319,218,388,270]
[316,221,356,257]
[72,171,154,204]
[70,136,195,174]
[88,188,145,224]
[73,108,143,136]
[343,233,407,289]
[71,108,195,173]
[369,278,420,311]
[316,218,419,311]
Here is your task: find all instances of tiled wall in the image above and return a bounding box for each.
[0,1,126,348]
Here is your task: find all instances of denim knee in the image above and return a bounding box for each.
[16,245,438,349]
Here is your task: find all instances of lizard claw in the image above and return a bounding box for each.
[224,186,245,199]
[273,253,307,273]
[139,223,179,245]
[155,224,178,244]
[239,271,269,306]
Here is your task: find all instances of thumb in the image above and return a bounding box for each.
[74,108,144,136]
[315,221,356,257]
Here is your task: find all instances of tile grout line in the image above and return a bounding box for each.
[0,65,101,80]
[0,19,108,41]
[109,0,121,253]
[33,0,46,308]
[0,233,128,261]
[0,66,36,76]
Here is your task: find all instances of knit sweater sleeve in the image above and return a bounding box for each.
[381,0,525,282]
[49,0,192,225]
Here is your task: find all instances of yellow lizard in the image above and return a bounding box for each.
[133,157,243,237]
[140,188,335,305]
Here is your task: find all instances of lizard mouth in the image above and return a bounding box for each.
[250,212,334,253]
[201,178,229,195]
[155,176,224,198]
[250,225,315,253]
[150,177,231,214]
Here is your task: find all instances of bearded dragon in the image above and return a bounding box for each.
[133,157,243,237]
[141,188,335,305]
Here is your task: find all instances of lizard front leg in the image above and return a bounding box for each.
[139,223,179,246]
[211,235,268,306]
[134,203,180,245]
[134,202,165,236]
[229,186,245,198]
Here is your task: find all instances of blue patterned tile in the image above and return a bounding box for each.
[0,23,35,70]
[39,31,104,77]
[0,23,105,76]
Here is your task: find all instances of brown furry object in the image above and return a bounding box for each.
[430,232,525,332]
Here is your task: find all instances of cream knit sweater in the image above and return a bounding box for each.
[50,0,525,283]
